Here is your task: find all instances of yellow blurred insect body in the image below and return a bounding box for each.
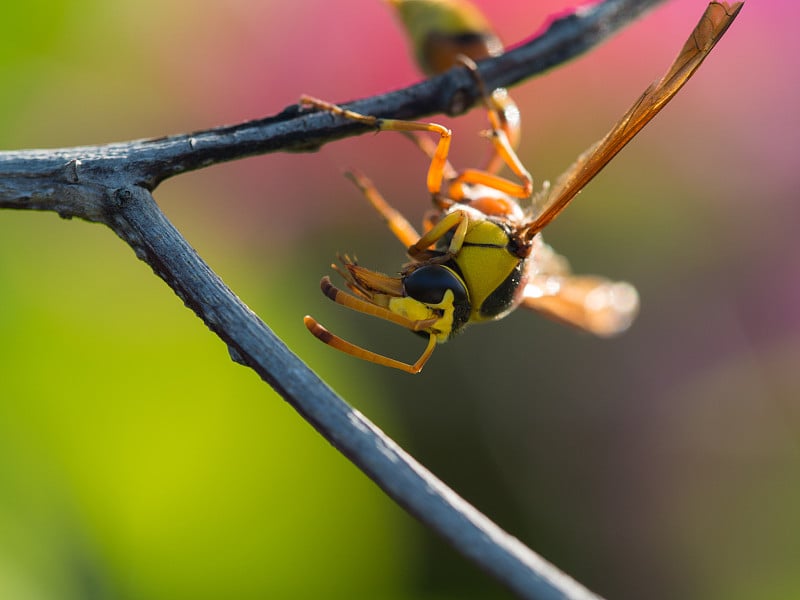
[303,2,743,373]
[389,0,521,168]
[388,0,504,75]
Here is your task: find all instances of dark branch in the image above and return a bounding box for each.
[0,1,672,598]
[1,0,666,194]
[108,185,605,600]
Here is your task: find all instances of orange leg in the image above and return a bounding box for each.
[406,209,470,259]
[452,168,532,199]
[399,131,459,180]
[479,94,528,187]
[300,95,452,195]
[484,88,522,174]
[451,58,532,197]
[344,170,420,248]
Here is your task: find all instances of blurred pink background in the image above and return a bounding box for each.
[1,1,797,599]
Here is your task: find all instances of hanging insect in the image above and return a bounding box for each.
[303,1,743,373]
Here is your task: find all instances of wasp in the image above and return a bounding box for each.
[303,2,743,373]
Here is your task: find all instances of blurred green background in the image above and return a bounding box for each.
[1,1,797,599]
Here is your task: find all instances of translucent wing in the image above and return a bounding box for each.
[522,274,639,337]
[521,243,639,335]
[524,2,744,238]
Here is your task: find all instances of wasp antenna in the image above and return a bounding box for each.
[304,315,434,374]
[304,315,334,344]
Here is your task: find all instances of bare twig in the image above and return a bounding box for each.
[0,1,674,598]
[0,0,666,196]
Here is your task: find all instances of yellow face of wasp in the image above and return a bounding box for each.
[388,289,459,343]
[451,219,526,323]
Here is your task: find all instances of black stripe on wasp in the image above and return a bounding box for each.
[302,2,743,373]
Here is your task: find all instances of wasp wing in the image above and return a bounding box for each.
[522,274,639,337]
[520,242,639,335]
[525,2,743,237]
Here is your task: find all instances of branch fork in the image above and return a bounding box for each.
[0,1,685,598]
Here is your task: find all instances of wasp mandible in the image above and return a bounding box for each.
[303,2,743,373]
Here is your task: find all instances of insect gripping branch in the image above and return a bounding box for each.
[0,2,743,600]
[303,1,744,374]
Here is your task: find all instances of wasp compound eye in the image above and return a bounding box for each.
[404,264,468,306]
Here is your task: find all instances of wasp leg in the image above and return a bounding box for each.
[344,170,421,248]
[299,95,452,196]
[386,91,527,202]
[406,209,470,260]
[399,131,459,180]
[304,316,437,374]
[476,95,527,188]
[452,168,533,199]
[483,88,521,174]
[392,132,459,213]
[445,139,532,200]
[454,57,530,193]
